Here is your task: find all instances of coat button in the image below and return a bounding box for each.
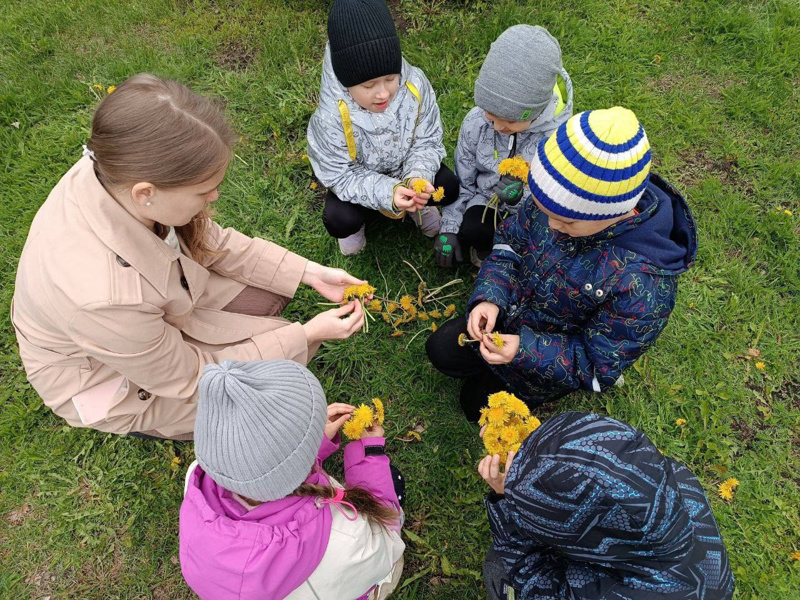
[583,283,593,292]
[180,275,189,291]
[116,255,131,267]
[595,289,605,298]
[137,389,152,401]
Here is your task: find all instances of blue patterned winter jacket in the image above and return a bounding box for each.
[469,174,697,405]
[486,412,734,599]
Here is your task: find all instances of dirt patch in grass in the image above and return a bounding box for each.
[650,71,742,101]
[215,40,255,71]
[387,0,410,33]
[731,418,757,450]
[775,377,800,409]
[25,567,56,600]
[675,148,754,195]
[6,503,32,526]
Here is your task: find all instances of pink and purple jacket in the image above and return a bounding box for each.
[179,435,404,600]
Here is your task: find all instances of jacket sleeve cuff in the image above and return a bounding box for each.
[252,322,309,364]
[343,436,386,465]
[250,244,309,298]
[318,434,341,462]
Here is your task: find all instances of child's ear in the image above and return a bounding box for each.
[130,182,157,207]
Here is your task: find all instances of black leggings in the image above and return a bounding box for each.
[322,163,460,238]
[459,204,500,254]
[425,317,506,422]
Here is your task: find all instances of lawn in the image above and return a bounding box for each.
[1,0,799,598]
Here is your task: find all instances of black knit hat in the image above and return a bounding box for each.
[328,0,402,87]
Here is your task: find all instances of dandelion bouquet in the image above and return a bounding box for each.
[483,156,531,228]
[341,283,377,332]
[411,178,445,202]
[479,391,540,464]
[342,397,385,440]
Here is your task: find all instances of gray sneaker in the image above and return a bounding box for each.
[413,206,441,238]
[338,225,366,256]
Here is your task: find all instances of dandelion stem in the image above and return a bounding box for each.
[375,257,390,297]
[404,327,430,350]
[402,260,426,286]
[423,279,463,299]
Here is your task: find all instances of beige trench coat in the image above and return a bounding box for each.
[12,157,312,437]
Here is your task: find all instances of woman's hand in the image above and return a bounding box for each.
[393,186,418,213]
[467,301,500,341]
[302,261,365,303]
[479,333,520,365]
[302,301,364,344]
[325,403,354,440]
[478,451,516,495]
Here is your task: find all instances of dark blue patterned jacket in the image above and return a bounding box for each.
[468,175,697,405]
[486,412,734,599]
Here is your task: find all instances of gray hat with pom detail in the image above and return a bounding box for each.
[194,360,327,502]
[474,24,563,122]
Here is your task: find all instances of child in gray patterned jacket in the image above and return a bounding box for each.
[435,25,574,268]
[307,0,459,256]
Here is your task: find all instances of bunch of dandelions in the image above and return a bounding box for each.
[411,178,445,202]
[479,391,541,464]
[340,283,377,332]
[458,331,505,349]
[718,478,740,501]
[342,398,385,440]
[482,156,531,229]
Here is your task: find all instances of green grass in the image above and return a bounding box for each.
[1,0,799,597]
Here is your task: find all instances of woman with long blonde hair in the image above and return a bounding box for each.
[12,73,366,440]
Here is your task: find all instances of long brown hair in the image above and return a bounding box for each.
[293,483,399,529]
[86,73,236,262]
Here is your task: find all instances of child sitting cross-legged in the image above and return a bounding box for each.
[427,107,697,421]
[180,360,405,600]
[479,411,735,600]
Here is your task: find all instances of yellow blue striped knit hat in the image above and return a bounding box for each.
[527,107,651,220]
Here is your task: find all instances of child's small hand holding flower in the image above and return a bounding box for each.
[408,178,433,209]
[467,302,500,341]
[479,333,520,365]
[478,451,516,495]
[393,186,419,213]
[325,403,355,440]
[363,422,385,438]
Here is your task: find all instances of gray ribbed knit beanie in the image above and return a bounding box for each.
[328,0,402,87]
[195,360,327,502]
[474,25,563,122]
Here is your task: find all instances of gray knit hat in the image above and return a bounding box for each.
[474,25,563,122]
[195,360,327,502]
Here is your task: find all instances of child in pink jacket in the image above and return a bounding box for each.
[179,360,405,599]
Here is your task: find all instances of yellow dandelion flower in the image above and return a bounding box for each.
[390,331,404,337]
[343,418,365,440]
[790,551,800,561]
[92,84,104,90]
[343,283,377,302]
[498,156,530,181]
[500,426,519,444]
[406,304,417,317]
[785,210,793,216]
[755,362,766,371]
[411,179,430,194]
[386,302,398,314]
[353,404,374,426]
[676,418,687,427]
[444,304,456,317]
[382,313,391,323]
[418,312,429,321]
[417,281,426,306]
[302,154,308,160]
[718,478,740,501]
[432,186,445,202]
[106,85,116,94]
[429,310,442,318]
[372,397,385,425]
[310,182,318,190]
[399,295,414,310]
[367,299,382,312]
[491,332,505,349]
[488,406,509,424]
[458,333,468,347]
[431,322,438,332]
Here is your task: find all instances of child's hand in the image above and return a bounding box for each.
[326,403,354,440]
[479,333,520,365]
[363,423,385,438]
[302,301,364,344]
[393,186,418,213]
[408,178,433,209]
[478,451,516,495]
[467,302,500,341]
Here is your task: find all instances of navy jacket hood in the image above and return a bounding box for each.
[611,174,697,274]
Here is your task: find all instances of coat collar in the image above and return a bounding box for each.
[72,156,180,297]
